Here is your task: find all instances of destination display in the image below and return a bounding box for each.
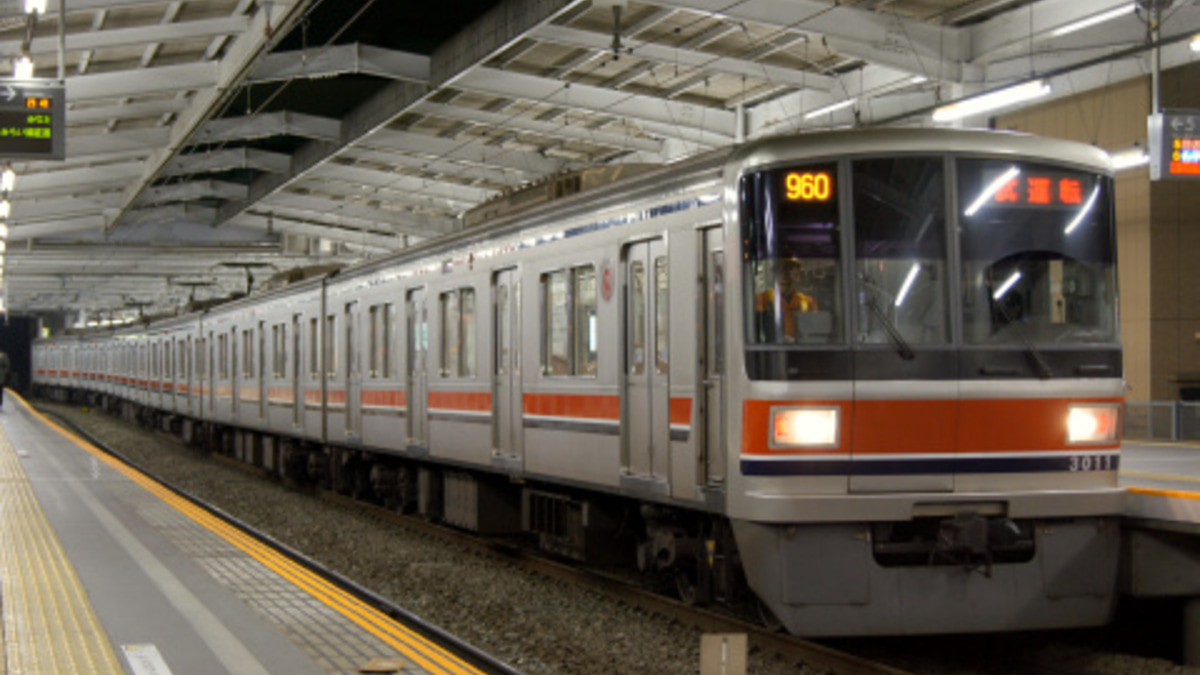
[0,81,63,160]
[1149,110,1200,180]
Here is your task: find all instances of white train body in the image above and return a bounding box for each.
[35,128,1125,636]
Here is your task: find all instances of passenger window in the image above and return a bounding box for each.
[439,288,476,378]
[541,265,597,377]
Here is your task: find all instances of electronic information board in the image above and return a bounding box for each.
[1150,110,1200,181]
[0,80,64,161]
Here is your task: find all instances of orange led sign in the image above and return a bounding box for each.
[993,175,1086,207]
[784,171,833,202]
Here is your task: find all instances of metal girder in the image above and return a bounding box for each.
[531,23,836,93]
[66,62,219,101]
[970,0,1141,62]
[194,110,342,144]
[8,215,107,239]
[13,163,145,197]
[161,147,291,177]
[362,128,579,177]
[341,147,528,189]
[139,180,250,205]
[233,212,399,252]
[649,0,970,81]
[13,193,125,221]
[248,44,430,84]
[65,128,172,159]
[4,15,249,58]
[453,67,738,141]
[304,163,491,209]
[67,99,189,125]
[412,100,666,155]
[260,191,459,237]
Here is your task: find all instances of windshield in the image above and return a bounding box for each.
[853,156,949,348]
[741,162,843,345]
[740,154,1117,359]
[958,158,1116,345]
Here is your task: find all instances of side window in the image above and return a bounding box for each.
[218,332,229,379]
[242,329,254,378]
[309,317,319,378]
[368,303,394,379]
[439,288,476,378]
[325,314,337,377]
[542,264,597,377]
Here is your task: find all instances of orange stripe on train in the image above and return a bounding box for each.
[741,397,1122,456]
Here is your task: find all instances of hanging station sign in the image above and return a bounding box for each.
[0,79,64,161]
[1149,110,1200,181]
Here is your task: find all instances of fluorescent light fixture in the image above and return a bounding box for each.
[0,200,11,220]
[964,166,1020,217]
[0,223,10,239]
[1064,186,1101,235]
[803,98,855,120]
[1051,4,1135,37]
[894,263,921,308]
[932,80,1051,123]
[1191,34,1200,52]
[24,0,46,14]
[12,55,33,80]
[1,166,13,192]
[993,271,1022,301]
[1110,148,1149,171]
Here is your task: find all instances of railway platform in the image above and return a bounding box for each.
[1119,439,1200,665]
[0,391,501,675]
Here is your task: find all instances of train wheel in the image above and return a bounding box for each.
[675,569,699,606]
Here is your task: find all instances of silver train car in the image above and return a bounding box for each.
[35,128,1125,636]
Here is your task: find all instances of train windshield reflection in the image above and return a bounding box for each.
[958,158,1117,345]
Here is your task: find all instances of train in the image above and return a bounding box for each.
[33,127,1125,636]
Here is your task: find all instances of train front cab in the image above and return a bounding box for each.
[724,130,1125,636]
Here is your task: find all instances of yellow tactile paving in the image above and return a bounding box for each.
[0,419,124,675]
[16,392,487,675]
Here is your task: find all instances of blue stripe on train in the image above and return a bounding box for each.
[741,454,1119,476]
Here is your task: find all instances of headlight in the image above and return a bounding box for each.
[1066,404,1120,445]
[770,406,840,449]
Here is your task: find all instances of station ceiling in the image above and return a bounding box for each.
[1,0,1198,323]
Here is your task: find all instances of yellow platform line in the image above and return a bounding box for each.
[15,392,487,675]
[0,413,124,674]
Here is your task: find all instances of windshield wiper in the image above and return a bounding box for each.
[991,300,1054,379]
[865,296,915,360]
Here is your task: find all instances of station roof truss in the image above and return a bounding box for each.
[0,0,1196,320]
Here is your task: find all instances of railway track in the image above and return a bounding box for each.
[310,487,911,675]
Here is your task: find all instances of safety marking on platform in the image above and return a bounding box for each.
[0,404,125,675]
[15,392,487,675]
[1127,485,1200,501]
[1122,469,1200,486]
[122,644,175,675]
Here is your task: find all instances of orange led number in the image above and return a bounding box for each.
[785,171,832,202]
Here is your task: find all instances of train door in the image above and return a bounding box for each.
[492,268,523,465]
[406,288,429,449]
[345,301,362,439]
[623,239,670,484]
[700,227,726,486]
[292,313,303,428]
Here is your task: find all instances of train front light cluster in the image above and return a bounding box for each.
[1066,404,1120,445]
[770,406,840,449]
